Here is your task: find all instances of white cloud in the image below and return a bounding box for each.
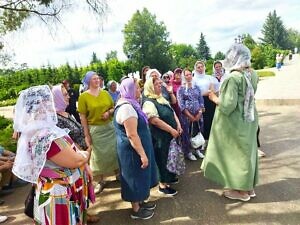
[3,0,300,68]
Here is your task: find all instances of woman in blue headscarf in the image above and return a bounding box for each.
[78,71,119,194]
[113,77,158,220]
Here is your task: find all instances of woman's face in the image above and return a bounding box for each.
[110,82,117,92]
[174,72,181,81]
[135,81,141,99]
[153,79,162,95]
[89,74,101,89]
[150,71,159,79]
[184,70,193,82]
[214,63,223,74]
[195,62,205,74]
[61,86,70,106]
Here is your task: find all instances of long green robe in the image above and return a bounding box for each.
[201,70,259,191]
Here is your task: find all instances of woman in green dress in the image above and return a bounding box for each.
[201,44,259,202]
[142,77,182,196]
[78,71,119,194]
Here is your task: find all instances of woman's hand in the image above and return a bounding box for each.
[85,134,92,147]
[208,91,219,104]
[101,111,110,120]
[194,111,202,121]
[166,85,173,94]
[140,155,149,169]
[85,164,93,183]
[170,128,180,138]
[177,125,183,135]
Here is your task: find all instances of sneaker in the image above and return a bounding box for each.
[195,150,205,159]
[158,186,178,196]
[139,201,156,210]
[131,207,154,220]
[187,152,197,161]
[0,215,8,223]
[223,190,250,202]
[94,181,106,194]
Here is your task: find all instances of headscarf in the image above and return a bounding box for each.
[145,69,162,81]
[193,60,206,77]
[12,85,67,183]
[171,68,182,93]
[223,44,251,71]
[223,44,254,122]
[82,71,96,91]
[107,80,117,91]
[52,84,68,112]
[143,78,170,105]
[118,78,148,124]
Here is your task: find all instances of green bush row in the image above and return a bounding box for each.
[0,116,16,152]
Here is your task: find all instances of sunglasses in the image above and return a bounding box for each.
[162,76,170,80]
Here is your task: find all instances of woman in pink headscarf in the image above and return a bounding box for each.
[170,68,182,117]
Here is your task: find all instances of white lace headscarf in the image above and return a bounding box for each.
[12,85,67,183]
[223,44,255,122]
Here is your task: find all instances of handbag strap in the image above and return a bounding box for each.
[190,121,201,135]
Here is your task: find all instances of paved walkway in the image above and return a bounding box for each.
[255,54,300,105]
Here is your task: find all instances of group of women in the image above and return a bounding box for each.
[11,43,259,224]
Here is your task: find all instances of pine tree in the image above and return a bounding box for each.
[196,33,211,60]
[260,10,288,49]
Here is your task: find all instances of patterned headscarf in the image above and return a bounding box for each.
[144,78,170,105]
[118,78,148,124]
[52,84,68,112]
[12,85,67,183]
[82,71,97,91]
[223,44,254,122]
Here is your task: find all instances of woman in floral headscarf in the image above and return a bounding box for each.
[201,44,259,202]
[12,85,93,225]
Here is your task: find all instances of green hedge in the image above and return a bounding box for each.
[0,116,17,152]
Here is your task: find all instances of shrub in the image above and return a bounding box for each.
[0,117,16,152]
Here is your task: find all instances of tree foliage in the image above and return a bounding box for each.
[243,33,256,51]
[169,43,198,69]
[196,32,211,60]
[287,28,300,50]
[0,0,108,34]
[214,51,225,60]
[260,10,289,49]
[123,8,172,73]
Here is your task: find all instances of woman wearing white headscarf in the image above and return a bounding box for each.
[192,61,214,147]
[12,85,93,225]
[201,44,259,202]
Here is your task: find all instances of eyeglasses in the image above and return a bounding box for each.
[162,76,170,80]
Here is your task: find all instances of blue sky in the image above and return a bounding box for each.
[3,0,300,68]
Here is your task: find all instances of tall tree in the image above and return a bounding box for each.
[287,28,300,50]
[90,52,100,64]
[123,8,172,72]
[105,50,118,61]
[170,43,198,69]
[243,33,257,50]
[260,10,289,49]
[196,32,211,60]
[214,51,225,60]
